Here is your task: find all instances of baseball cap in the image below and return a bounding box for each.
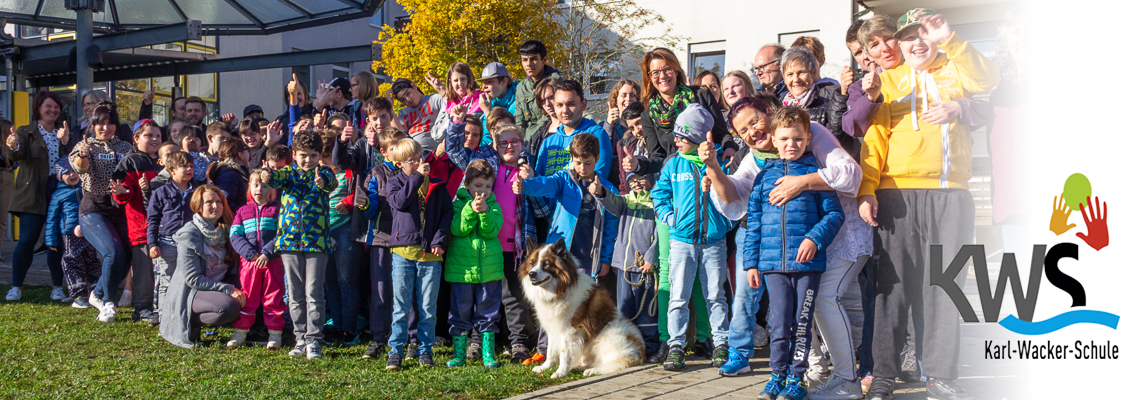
[243,104,263,117]
[477,62,510,81]
[672,104,714,145]
[132,118,156,134]
[895,8,937,38]
[329,77,352,100]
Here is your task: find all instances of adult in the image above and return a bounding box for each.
[602,78,641,188]
[351,70,380,128]
[790,36,840,87]
[694,70,722,104]
[392,77,448,149]
[138,93,185,142]
[159,185,244,348]
[70,103,135,322]
[476,62,519,142]
[183,97,210,143]
[780,47,854,157]
[753,44,788,98]
[6,91,70,302]
[988,8,1028,253]
[516,40,562,141]
[77,89,110,132]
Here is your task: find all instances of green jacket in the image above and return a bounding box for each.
[10,124,57,215]
[444,190,504,284]
[515,65,562,141]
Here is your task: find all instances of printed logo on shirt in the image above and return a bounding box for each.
[671,171,694,182]
[543,148,571,176]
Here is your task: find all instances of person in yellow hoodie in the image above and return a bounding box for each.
[856,9,998,400]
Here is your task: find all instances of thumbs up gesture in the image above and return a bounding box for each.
[622,154,637,173]
[589,178,604,197]
[698,131,718,166]
[5,128,18,150]
[862,67,881,101]
[840,65,855,96]
[517,162,533,180]
[57,120,70,144]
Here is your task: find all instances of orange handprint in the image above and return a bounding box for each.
[1049,194,1076,236]
[1076,196,1109,251]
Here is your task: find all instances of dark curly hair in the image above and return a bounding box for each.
[291,129,323,154]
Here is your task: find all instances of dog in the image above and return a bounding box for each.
[520,238,644,379]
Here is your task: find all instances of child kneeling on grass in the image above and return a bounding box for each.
[227,168,286,350]
[747,107,844,400]
[445,159,504,368]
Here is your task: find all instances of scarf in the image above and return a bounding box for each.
[752,149,779,162]
[647,85,696,131]
[782,84,816,108]
[193,213,228,247]
[678,151,704,168]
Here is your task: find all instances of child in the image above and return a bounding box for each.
[358,126,409,360]
[515,134,617,278]
[444,159,504,368]
[146,151,199,315]
[391,78,448,149]
[264,144,292,169]
[384,137,453,370]
[227,168,287,350]
[319,128,364,343]
[650,104,734,371]
[47,160,100,309]
[613,102,647,194]
[147,142,180,194]
[204,121,230,159]
[111,119,164,325]
[206,136,250,213]
[747,107,844,400]
[588,173,660,357]
[534,79,611,179]
[259,129,337,360]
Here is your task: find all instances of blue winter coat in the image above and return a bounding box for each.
[743,152,844,273]
[46,182,81,248]
[651,155,733,245]
[521,170,618,275]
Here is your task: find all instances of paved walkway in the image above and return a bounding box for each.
[0,241,53,286]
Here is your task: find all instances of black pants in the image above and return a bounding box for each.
[871,189,973,380]
[500,252,538,348]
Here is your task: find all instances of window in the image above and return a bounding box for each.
[688,41,726,81]
[369,5,386,28]
[332,63,350,80]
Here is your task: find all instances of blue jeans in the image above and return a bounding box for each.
[666,239,730,348]
[728,228,766,357]
[388,253,441,356]
[10,212,63,287]
[80,212,130,304]
[324,223,363,334]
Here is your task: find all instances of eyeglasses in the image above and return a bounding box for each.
[752,60,779,75]
[497,138,522,148]
[649,67,675,78]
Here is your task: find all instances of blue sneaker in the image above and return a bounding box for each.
[757,373,785,400]
[718,348,751,376]
[776,375,807,400]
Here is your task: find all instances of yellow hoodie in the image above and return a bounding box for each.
[858,32,999,197]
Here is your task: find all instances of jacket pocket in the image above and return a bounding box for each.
[885,132,925,177]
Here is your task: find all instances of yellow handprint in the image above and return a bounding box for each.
[1050,193,1076,236]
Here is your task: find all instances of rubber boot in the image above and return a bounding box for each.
[447,335,468,367]
[482,332,501,368]
[226,329,248,348]
[267,330,283,350]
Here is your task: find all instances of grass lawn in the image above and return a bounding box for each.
[0,286,582,399]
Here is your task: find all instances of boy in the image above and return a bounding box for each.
[47,160,100,309]
[589,173,660,357]
[391,78,447,149]
[857,10,997,400]
[319,128,364,343]
[476,62,519,142]
[747,107,844,400]
[259,130,337,360]
[383,138,453,370]
[359,127,409,359]
[516,40,562,140]
[613,102,647,194]
[650,104,733,371]
[444,159,505,368]
[338,97,395,175]
[515,134,617,278]
[534,79,612,180]
[146,142,180,195]
[204,121,230,158]
[146,151,199,318]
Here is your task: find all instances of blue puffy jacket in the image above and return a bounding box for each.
[743,152,844,273]
[651,154,733,245]
[46,182,81,248]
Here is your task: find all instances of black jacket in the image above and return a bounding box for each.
[801,82,856,158]
[637,86,735,175]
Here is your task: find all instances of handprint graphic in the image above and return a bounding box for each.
[1076,196,1109,251]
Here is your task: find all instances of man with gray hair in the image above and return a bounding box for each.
[753,44,788,98]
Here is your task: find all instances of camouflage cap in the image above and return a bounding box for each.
[895,8,937,38]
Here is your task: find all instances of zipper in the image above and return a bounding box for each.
[781,160,788,271]
[255,204,263,249]
[689,163,706,245]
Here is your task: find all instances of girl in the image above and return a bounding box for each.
[227,169,286,349]
[111,119,164,324]
[206,136,251,213]
[444,62,483,117]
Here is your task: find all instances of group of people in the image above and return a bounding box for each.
[1,6,1027,400]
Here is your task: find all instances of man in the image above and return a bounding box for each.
[477,62,519,143]
[183,97,210,143]
[243,104,264,120]
[753,44,788,98]
[314,77,361,126]
[391,77,447,149]
[515,40,562,141]
[138,91,187,142]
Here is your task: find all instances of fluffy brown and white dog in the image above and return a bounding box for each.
[520,238,644,379]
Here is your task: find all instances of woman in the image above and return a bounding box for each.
[79,91,132,142]
[780,47,854,157]
[6,91,71,302]
[160,185,245,348]
[350,70,380,128]
[602,78,642,140]
[70,103,135,321]
[695,70,722,105]
[276,78,316,129]
[0,121,14,263]
[444,62,483,118]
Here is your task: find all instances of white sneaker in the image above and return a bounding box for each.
[71,295,91,309]
[227,329,248,348]
[808,375,865,400]
[752,324,769,348]
[50,287,65,300]
[89,292,104,312]
[118,290,132,308]
[5,287,21,301]
[96,305,117,323]
[267,330,283,350]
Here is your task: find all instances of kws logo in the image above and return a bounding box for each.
[933,173,1120,335]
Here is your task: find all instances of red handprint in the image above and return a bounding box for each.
[1076,196,1109,251]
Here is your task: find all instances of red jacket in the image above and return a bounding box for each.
[426,151,463,199]
[112,151,161,247]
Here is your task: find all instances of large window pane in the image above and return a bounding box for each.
[691,52,725,79]
[188,74,216,100]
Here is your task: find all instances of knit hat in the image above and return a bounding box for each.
[895,8,937,38]
[671,104,714,145]
[54,156,74,181]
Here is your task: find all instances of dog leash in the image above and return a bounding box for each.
[623,251,658,320]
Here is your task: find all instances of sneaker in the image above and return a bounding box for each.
[805,366,830,389]
[522,352,545,365]
[306,342,323,359]
[50,287,65,300]
[288,343,307,357]
[809,376,864,400]
[647,343,670,364]
[227,329,248,348]
[711,344,730,367]
[510,344,530,363]
[362,341,385,359]
[404,344,415,360]
[418,353,434,367]
[865,377,894,400]
[662,345,686,371]
[900,348,922,383]
[776,375,807,400]
[757,373,786,400]
[386,352,403,370]
[267,330,283,350]
[96,305,116,323]
[89,292,103,312]
[717,348,751,376]
[926,378,975,400]
[753,324,769,348]
[71,295,91,309]
[5,287,21,301]
[118,290,132,308]
[132,309,158,325]
[344,333,362,346]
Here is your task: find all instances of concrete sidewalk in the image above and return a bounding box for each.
[0,240,54,286]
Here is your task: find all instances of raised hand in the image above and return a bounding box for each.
[471,192,489,213]
[57,120,70,144]
[479,92,493,115]
[862,67,881,101]
[435,142,447,158]
[5,129,18,150]
[622,155,637,173]
[918,14,952,45]
[142,89,155,105]
[450,103,468,124]
[266,120,283,146]
[425,73,445,94]
[314,109,328,128]
[221,113,236,124]
[589,178,604,197]
[606,107,620,125]
[858,195,878,227]
[138,176,149,192]
[1049,194,1076,235]
[110,179,128,195]
[287,74,300,106]
[517,162,533,180]
[259,169,272,184]
[74,140,90,158]
[920,101,962,125]
[354,191,369,209]
[796,238,818,263]
[1076,196,1109,251]
[840,65,855,96]
[314,172,327,189]
[340,123,355,143]
[698,131,718,167]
